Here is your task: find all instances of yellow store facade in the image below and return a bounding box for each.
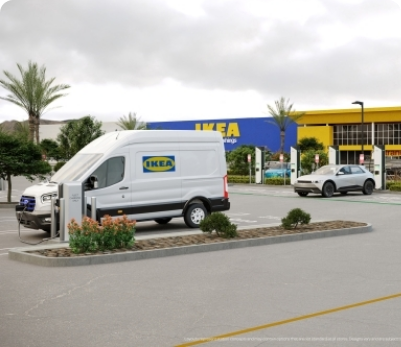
[297,106,401,164]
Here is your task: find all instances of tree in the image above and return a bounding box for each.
[227,145,255,175]
[57,116,105,160]
[40,138,61,160]
[298,137,324,151]
[57,121,76,160]
[301,149,328,174]
[116,112,147,130]
[0,123,7,134]
[0,132,51,202]
[13,121,30,142]
[0,61,70,143]
[267,97,304,153]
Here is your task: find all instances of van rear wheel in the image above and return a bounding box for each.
[155,218,172,225]
[184,203,207,228]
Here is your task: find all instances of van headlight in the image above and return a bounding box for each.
[41,194,57,203]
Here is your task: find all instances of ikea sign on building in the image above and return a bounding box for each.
[147,117,298,152]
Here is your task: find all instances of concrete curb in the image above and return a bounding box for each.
[8,223,372,267]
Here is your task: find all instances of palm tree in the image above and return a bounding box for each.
[0,61,70,143]
[266,97,304,153]
[116,112,147,130]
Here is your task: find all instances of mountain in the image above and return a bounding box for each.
[0,119,67,133]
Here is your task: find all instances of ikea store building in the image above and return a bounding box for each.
[36,105,401,165]
[148,106,401,164]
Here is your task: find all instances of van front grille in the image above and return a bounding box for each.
[20,196,36,212]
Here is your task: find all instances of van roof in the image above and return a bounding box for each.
[79,130,223,154]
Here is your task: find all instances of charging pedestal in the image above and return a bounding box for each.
[290,146,300,185]
[255,147,265,184]
[373,145,385,190]
[59,182,84,242]
[329,146,340,165]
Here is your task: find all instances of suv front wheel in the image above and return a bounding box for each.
[322,182,335,198]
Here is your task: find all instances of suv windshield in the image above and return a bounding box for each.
[314,165,340,175]
[51,154,103,183]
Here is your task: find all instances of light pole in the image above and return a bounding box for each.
[352,101,364,164]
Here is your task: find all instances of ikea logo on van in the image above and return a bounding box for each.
[143,156,176,173]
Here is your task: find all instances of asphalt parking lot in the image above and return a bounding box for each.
[1,180,401,346]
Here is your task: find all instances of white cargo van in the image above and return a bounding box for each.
[16,130,230,231]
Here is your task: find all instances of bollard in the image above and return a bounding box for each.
[51,197,57,239]
[59,198,66,242]
[91,197,97,221]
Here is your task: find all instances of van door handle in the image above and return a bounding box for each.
[119,186,129,190]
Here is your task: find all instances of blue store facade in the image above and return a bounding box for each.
[148,117,298,152]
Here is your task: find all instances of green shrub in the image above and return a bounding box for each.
[281,208,311,230]
[54,161,66,172]
[227,175,290,185]
[389,183,401,191]
[386,181,394,189]
[199,212,238,238]
[68,215,136,253]
[228,175,255,184]
[264,177,291,185]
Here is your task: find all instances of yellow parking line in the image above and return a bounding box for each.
[175,292,401,347]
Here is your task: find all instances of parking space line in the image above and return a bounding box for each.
[230,191,401,205]
[175,292,401,347]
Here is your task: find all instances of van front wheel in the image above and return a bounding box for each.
[184,203,207,228]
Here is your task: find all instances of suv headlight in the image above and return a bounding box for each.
[312,180,324,183]
[41,193,57,203]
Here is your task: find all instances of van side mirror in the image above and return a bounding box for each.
[89,175,98,189]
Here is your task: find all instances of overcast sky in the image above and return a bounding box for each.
[0,0,400,123]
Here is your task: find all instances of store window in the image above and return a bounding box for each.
[375,123,401,146]
[333,124,371,146]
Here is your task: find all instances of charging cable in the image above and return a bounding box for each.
[17,205,59,245]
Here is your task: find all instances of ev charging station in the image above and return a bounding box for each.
[329,146,340,165]
[46,182,97,243]
[290,146,300,185]
[57,182,85,242]
[373,145,385,190]
[255,147,265,184]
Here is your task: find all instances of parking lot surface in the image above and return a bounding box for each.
[1,180,401,346]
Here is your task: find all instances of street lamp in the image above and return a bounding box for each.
[352,101,364,164]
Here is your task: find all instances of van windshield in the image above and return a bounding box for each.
[51,154,103,183]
